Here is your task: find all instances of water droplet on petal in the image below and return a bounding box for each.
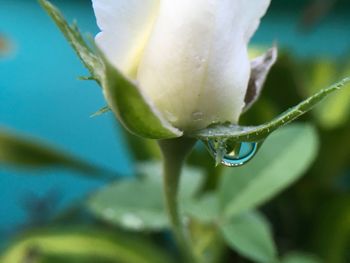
[192,111,204,122]
[207,139,260,167]
[164,110,178,123]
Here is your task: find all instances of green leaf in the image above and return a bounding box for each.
[282,252,321,263]
[87,162,203,231]
[188,215,226,263]
[0,227,174,263]
[39,0,103,82]
[189,77,350,142]
[136,162,203,199]
[312,195,350,263]
[219,124,319,218]
[316,80,350,129]
[219,211,278,263]
[102,59,182,139]
[40,0,182,139]
[0,128,114,179]
[88,179,167,231]
[306,59,350,129]
[184,193,220,224]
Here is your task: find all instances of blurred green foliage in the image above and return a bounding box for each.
[87,162,203,231]
[0,228,174,263]
[0,128,116,179]
[1,124,323,263]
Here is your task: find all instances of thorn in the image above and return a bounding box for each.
[78,76,95,81]
[90,106,111,118]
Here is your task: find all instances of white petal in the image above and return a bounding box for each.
[92,0,159,77]
[137,0,271,131]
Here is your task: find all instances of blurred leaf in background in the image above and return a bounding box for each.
[282,252,321,263]
[0,128,117,179]
[87,162,203,231]
[0,228,174,263]
[220,211,278,263]
[312,194,350,263]
[304,58,350,129]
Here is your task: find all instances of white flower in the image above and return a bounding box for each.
[92,0,272,131]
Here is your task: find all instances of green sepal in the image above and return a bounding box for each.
[39,0,182,140]
[39,0,103,83]
[102,58,183,139]
[190,77,350,142]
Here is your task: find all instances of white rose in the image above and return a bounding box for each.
[92,0,273,131]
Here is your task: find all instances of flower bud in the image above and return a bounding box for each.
[92,0,271,131]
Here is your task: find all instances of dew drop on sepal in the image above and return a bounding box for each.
[206,139,262,167]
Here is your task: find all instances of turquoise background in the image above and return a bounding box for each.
[0,0,349,241]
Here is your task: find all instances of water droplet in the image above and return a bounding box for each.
[207,139,260,167]
[192,111,204,122]
[194,55,206,69]
[121,213,144,230]
[164,110,178,123]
